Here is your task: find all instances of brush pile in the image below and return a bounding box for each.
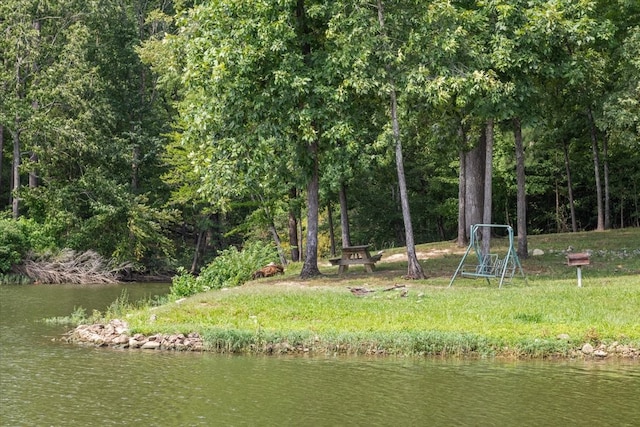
[13,249,131,284]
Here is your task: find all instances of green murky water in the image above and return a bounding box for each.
[1,284,638,426]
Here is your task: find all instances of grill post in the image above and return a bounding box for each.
[566,253,590,287]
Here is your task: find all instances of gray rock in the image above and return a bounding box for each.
[141,341,160,350]
[113,334,130,345]
[532,249,544,256]
[581,343,594,354]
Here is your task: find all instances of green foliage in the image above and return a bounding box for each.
[1,0,177,273]
[168,268,200,298]
[200,329,499,356]
[16,218,58,253]
[112,195,178,268]
[42,306,90,326]
[515,338,573,358]
[203,328,262,353]
[22,178,177,271]
[106,289,132,319]
[170,241,279,297]
[1,0,639,278]
[603,25,640,147]
[0,219,30,273]
[0,274,32,285]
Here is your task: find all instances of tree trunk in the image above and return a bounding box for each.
[269,221,288,266]
[392,94,425,278]
[327,203,336,257]
[555,180,561,232]
[562,140,577,232]
[256,193,288,266]
[633,181,640,227]
[288,187,300,262]
[299,219,304,260]
[338,183,351,247]
[12,130,20,219]
[29,152,38,188]
[481,119,494,257]
[619,195,623,228]
[28,22,40,191]
[132,144,140,191]
[513,117,528,258]
[190,230,205,274]
[377,0,425,279]
[296,0,317,273]
[603,135,611,229]
[464,133,485,238]
[0,125,4,205]
[457,125,467,247]
[586,107,604,231]
[391,90,424,279]
[436,217,446,241]
[300,140,322,278]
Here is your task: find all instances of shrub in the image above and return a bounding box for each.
[169,267,200,298]
[0,219,30,273]
[17,217,58,253]
[170,241,278,298]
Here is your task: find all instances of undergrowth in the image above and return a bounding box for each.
[170,241,279,297]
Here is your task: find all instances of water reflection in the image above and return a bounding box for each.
[1,284,638,426]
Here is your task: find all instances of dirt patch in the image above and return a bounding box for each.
[383,249,459,262]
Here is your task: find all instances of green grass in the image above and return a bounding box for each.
[118,228,640,358]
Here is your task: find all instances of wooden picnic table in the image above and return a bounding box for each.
[329,245,382,274]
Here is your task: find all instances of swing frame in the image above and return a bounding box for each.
[449,224,527,288]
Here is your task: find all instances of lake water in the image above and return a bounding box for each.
[1,283,638,426]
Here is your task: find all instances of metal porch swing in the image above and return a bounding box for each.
[449,224,527,288]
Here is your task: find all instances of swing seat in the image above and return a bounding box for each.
[461,254,499,278]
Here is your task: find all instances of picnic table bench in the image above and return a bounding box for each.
[329,245,382,274]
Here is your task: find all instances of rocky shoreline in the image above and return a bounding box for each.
[569,341,639,359]
[64,319,639,359]
[64,319,204,351]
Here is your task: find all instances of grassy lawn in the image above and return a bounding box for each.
[120,228,640,358]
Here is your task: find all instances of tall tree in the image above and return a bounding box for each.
[0,0,178,267]
[481,119,494,257]
[0,126,4,204]
[602,18,640,227]
[586,106,605,230]
[561,139,578,232]
[338,185,351,247]
[288,188,301,262]
[464,132,487,235]
[534,0,613,230]
[158,0,346,278]
[0,0,42,218]
[513,118,528,254]
[487,0,536,255]
[296,0,323,278]
[375,0,425,279]
[457,124,468,247]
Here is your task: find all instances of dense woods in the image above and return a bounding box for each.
[1,0,639,279]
